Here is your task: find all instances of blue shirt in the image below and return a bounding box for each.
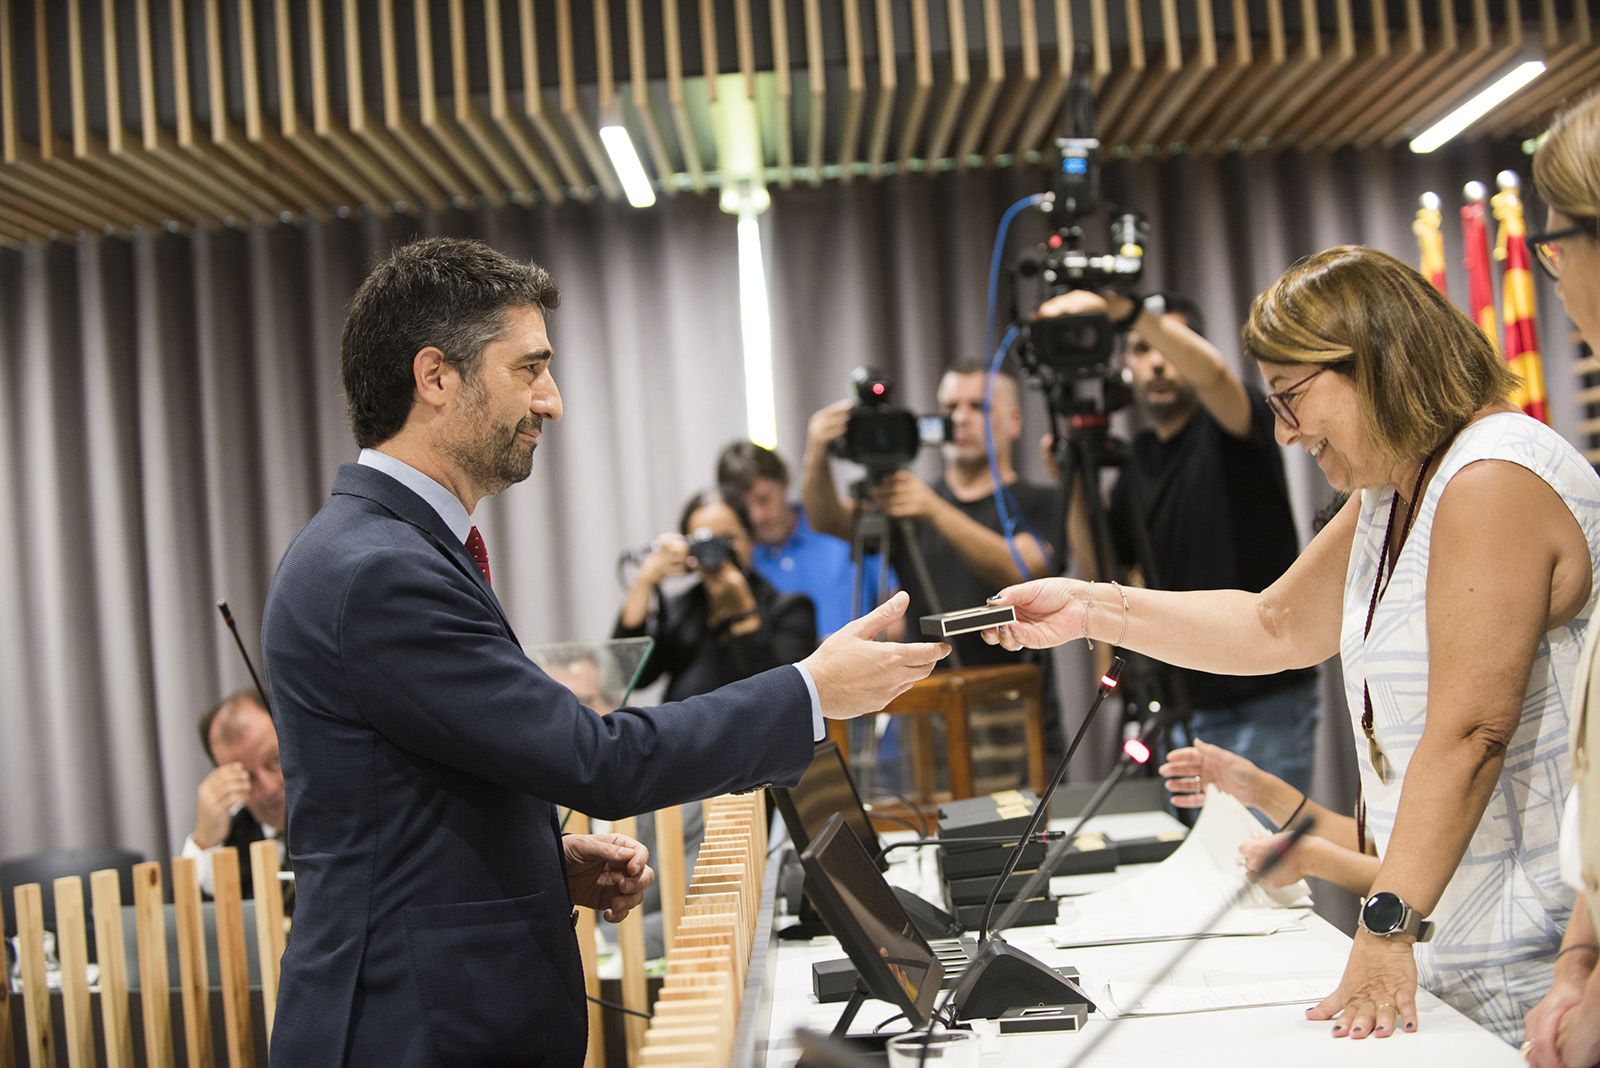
[751,505,888,638]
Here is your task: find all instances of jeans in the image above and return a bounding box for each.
[1180,675,1321,797]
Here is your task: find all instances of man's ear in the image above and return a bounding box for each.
[413,346,452,409]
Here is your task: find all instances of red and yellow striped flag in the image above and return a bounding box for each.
[1414,193,1447,292]
[1491,173,1549,423]
[1461,185,1499,351]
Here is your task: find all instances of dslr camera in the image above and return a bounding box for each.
[831,369,951,476]
[687,530,734,572]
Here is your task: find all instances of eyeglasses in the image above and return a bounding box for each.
[1264,367,1330,431]
[1526,221,1594,281]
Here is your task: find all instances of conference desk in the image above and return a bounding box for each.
[741,788,1522,1067]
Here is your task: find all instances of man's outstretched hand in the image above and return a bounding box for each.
[801,591,950,719]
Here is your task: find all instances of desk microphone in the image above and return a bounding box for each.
[217,600,271,712]
[941,659,1126,1022]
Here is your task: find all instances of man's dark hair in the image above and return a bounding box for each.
[1160,293,1206,338]
[199,691,267,765]
[716,441,789,501]
[341,237,561,448]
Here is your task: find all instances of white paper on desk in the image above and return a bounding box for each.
[1052,787,1312,948]
[1098,968,1341,1017]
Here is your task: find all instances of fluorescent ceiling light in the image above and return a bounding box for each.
[736,212,778,450]
[599,124,656,208]
[1409,61,1547,154]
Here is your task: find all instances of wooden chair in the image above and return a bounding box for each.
[826,663,1047,828]
[2,843,288,1068]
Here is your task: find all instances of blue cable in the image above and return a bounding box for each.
[982,324,1039,581]
[985,193,1051,359]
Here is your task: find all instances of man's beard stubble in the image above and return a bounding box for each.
[448,380,543,495]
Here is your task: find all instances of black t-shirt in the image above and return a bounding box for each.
[1108,388,1312,708]
[888,477,1066,760]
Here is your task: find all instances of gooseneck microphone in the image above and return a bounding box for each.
[934,659,1127,1023]
[217,600,271,712]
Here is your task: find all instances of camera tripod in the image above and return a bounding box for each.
[843,474,960,797]
[1042,376,1193,774]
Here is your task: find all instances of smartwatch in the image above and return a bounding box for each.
[1359,891,1435,942]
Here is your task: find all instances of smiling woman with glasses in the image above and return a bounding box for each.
[976,243,1600,1050]
[1520,89,1600,1068]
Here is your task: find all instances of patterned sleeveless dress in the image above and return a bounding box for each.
[1339,411,1600,1043]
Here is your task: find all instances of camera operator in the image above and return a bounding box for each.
[614,488,819,702]
[1045,288,1319,794]
[802,360,1065,757]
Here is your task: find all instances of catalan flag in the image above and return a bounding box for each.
[1414,193,1447,292]
[1461,184,1499,351]
[1491,172,1549,424]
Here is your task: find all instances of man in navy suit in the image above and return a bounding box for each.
[261,237,948,1066]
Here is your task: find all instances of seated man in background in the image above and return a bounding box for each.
[716,440,861,640]
[181,690,286,899]
[615,488,818,702]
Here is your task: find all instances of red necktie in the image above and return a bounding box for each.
[465,526,492,586]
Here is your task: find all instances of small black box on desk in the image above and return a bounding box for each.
[944,834,1119,895]
[941,841,1045,880]
[957,896,1057,929]
[938,790,1038,841]
[1114,831,1186,865]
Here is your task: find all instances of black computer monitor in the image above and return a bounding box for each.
[800,813,943,1031]
[772,740,884,870]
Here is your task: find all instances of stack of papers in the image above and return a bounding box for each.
[1052,787,1312,948]
[1098,968,1340,1017]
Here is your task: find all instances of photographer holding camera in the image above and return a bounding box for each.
[614,488,819,702]
[1046,288,1319,794]
[802,360,1065,757]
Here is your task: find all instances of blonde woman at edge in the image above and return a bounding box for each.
[1003,244,1600,1046]
[1521,88,1600,1068]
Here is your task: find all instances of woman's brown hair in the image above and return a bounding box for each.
[1243,246,1517,462]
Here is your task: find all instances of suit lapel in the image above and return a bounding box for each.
[330,464,518,639]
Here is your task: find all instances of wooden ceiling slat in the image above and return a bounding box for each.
[449,0,551,200]
[1013,0,1072,155]
[1106,0,1184,147]
[1226,0,1325,146]
[802,0,826,185]
[555,0,620,199]
[225,0,352,211]
[772,0,796,186]
[1246,0,1357,144]
[664,0,708,191]
[984,0,1041,158]
[268,0,400,214]
[415,0,508,204]
[22,0,171,228]
[1140,0,1219,145]
[70,0,239,223]
[3,0,1598,248]
[344,0,450,209]
[1293,0,1405,150]
[865,0,896,171]
[954,0,1008,163]
[623,0,674,194]
[303,0,412,209]
[1369,0,1516,147]
[1093,0,1148,145]
[1161,0,1251,145]
[1189,0,1283,149]
[923,0,972,163]
[515,0,590,197]
[378,0,478,205]
[1339,0,1458,147]
[835,0,866,180]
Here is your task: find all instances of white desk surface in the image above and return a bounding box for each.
[757,810,1522,1067]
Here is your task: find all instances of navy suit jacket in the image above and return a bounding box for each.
[261,464,814,1066]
